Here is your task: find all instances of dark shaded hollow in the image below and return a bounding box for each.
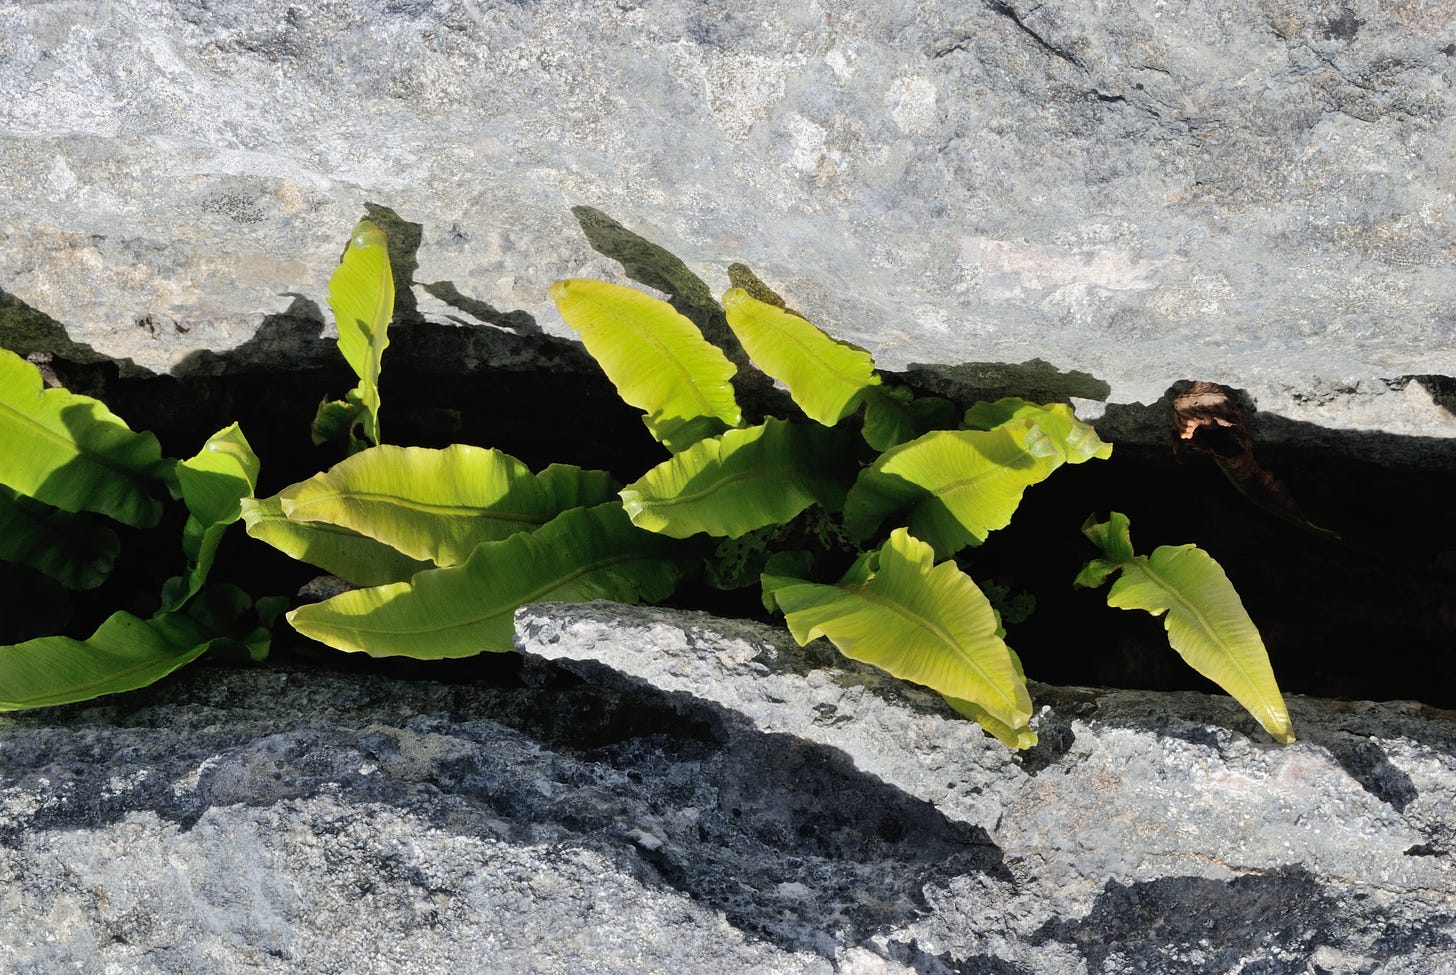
[15,321,1456,710]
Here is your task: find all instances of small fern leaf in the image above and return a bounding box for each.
[763,528,1035,742]
[620,418,853,539]
[326,220,394,448]
[963,398,1113,464]
[1077,512,1294,744]
[721,288,879,426]
[843,420,1062,557]
[550,278,740,452]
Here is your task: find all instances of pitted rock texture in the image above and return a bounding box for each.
[1,0,1454,443]
[3,603,1455,973]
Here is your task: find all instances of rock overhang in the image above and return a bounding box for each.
[1,0,1453,456]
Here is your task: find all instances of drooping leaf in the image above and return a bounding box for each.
[1076,512,1294,744]
[322,220,394,448]
[287,502,684,659]
[0,347,167,528]
[279,444,619,566]
[620,419,853,539]
[240,493,431,587]
[843,420,1062,557]
[721,288,879,426]
[944,647,1037,748]
[549,278,741,452]
[763,528,1035,744]
[0,484,120,590]
[963,398,1113,464]
[0,587,271,711]
[162,423,260,610]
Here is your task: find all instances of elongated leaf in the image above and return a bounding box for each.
[0,590,267,711]
[323,220,394,447]
[1076,512,1294,744]
[0,484,119,590]
[163,423,260,610]
[763,528,1034,743]
[963,398,1112,464]
[843,420,1062,557]
[721,288,879,426]
[241,493,431,587]
[620,419,852,539]
[287,502,683,658]
[0,348,167,527]
[280,444,619,566]
[549,278,741,452]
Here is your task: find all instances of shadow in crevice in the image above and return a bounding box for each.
[905,359,1112,406]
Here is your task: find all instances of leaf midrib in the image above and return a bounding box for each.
[296,546,670,640]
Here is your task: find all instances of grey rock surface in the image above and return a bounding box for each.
[2,0,1454,445]
[3,602,1455,973]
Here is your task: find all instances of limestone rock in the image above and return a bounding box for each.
[3,602,1454,973]
[2,0,1454,444]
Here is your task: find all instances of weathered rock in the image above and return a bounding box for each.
[4,603,1454,973]
[2,0,1454,448]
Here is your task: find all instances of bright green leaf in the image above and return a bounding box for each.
[1077,512,1294,745]
[721,288,879,426]
[620,419,853,539]
[279,444,619,566]
[0,347,167,528]
[843,420,1062,557]
[549,278,741,452]
[162,423,261,610]
[240,493,431,587]
[326,220,394,448]
[963,398,1113,464]
[763,528,1034,742]
[0,590,267,711]
[0,484,120,590]
[944,647,1037,747]
[287,502,683,658]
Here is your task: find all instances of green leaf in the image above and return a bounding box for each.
[1077,512,1294,745]
[549,278,741,452]
[763,528,1034,743]
[0,485,120,590]
[287,502,683,659]
[861,386,959,451]
[0,347,167,528]
[944,647,1037,748]
[240,493,431,587]
[0,589,268,711]
[278,444,620,567]
[843,420,1062,557]
[720,288,879,426]
[162,423,260,610]
[620,419,853,539]
[963,398,1113,464]
[311,391,368,453]
[325,220,394,448]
